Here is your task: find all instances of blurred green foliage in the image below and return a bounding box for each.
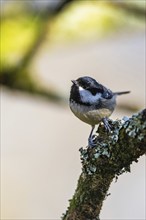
[1,15,41,70]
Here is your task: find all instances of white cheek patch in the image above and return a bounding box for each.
[79,86,101,104]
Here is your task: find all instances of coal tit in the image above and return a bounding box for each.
[69,76,130,147]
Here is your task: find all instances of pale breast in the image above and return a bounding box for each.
[70,101,113,126]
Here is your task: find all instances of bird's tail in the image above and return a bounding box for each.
[114,91,130,95]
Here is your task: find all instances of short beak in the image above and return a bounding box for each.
[71,80,77,85]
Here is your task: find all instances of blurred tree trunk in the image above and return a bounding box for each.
[62,109,146,220]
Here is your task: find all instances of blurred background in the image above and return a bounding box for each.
[1,0,145,219]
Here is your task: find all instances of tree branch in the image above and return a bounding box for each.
[62,109,146,220]
[110,1,146,19]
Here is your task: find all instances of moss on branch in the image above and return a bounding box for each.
[62,109,146,220]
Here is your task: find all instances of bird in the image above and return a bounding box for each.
[69,76,130,147]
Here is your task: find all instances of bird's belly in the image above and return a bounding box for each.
[70,102,112,125]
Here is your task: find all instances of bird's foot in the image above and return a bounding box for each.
[88,135,97,148]
[102,118,112,132]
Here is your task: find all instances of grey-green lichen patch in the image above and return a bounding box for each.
[86,165,97,175]
[138,133,145,141]
[124,110,146,140]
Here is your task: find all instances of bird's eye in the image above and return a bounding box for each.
[105,92,109,98]
[103,91,112,99]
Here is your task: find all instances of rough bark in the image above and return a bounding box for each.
[62,109,146,220]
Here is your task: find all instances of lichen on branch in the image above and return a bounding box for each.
[62,109,146,220]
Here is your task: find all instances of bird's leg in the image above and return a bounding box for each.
[102,117,111,132]
[88,125,97,148]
